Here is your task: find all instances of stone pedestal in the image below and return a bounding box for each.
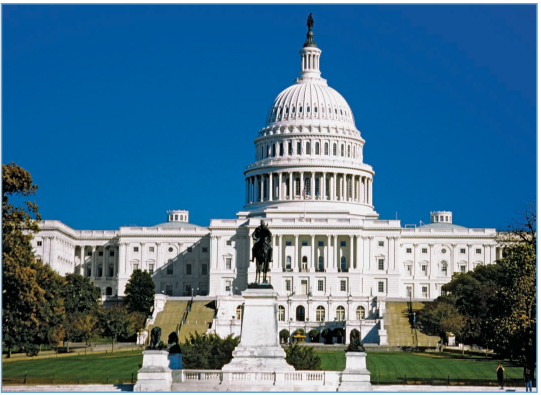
[168,353,182,369]
[222,286,294,372]
[337,352,372,391]
[134,350,172,392]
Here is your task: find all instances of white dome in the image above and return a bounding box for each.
[265,80,356,127]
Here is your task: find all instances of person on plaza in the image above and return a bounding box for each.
[497,363,505,389]
[524,365,533,392]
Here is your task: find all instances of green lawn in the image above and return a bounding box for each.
[3,350,526,386]
[2,350,143,385]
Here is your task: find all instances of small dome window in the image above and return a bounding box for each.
[286,107,289,114]
[335,108,337,114]
[340,109,343,115]
[299,106,303,113]
[307,106,310,113]
[292,106,295,113]
[314,106,318,113]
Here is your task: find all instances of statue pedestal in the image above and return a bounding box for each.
[337,352,372,391]
[222,286,294,372]
[134,350,172,392]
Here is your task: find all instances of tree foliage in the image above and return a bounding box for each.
[2,163,65,357]
[416,300,464,349]
[62,273,101,315]
[279,329,290,344]
[180,332,240,369]
[308,328,320,343]
[98,305,136,353]
[285,344,321,370]
[124,269,155,314]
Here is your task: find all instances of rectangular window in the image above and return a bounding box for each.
[149,264,154,275]
[422,286,428,298]
[133,263,139,271]
[378,281,385,293]
[318,241,324,247]
[460,248,466,254]
[406,265,412,276]
[226,258,232,270]
[460,265,466,273]
[422,265,427,275]
[202,247,208,253]
[422,248,427,254]
[378,241,384,247]
[317,279,324,292]
[406,286,412,297]
[187,247,193,253]
[288,142,293,155]
[202,264,208,275]
[285,279,292,292]
[340,241,346,247]
[167,265,173,275]
[134,247,139,252]
[302,241,308,246]
[225,280,232,292]
[226,240,232,246]
[98,251,103,256]
[406,248,412,253]
[340,280,347,292]
[37,241,42,246]
[110,251,114,256]
[87,251,92,256]
[280,143,284,156]
[475,248,482,254]
[378,259,384,270]
[297,141,301,155]
[286,241,292,246]
[186,264,192,275]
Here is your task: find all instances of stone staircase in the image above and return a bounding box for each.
[385,301,439,347]
[178,300,215,342]
[149,300,188,342]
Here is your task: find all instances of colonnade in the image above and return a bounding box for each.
[245,171,372,205]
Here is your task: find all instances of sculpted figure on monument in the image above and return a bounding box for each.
[346,328,365,352]
[251,220,272,284]
[307,13,314,31]
[148,326,163,349]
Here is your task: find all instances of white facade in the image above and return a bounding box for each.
[32,25,501,344]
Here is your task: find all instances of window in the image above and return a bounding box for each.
[317,279,324,291]
[441,248,447,254]
[97,264,103,277]
[302,241,308,246]
[285,279,292,291]
[225,258,232,270]
[378,259,384,270]
[421,265,427,276]
[333,143,337,156]
[422,248,427,254]
[347,146,351,157]
[236,305,243,320]
[460,265,466,273]
[301,256,308,271]
[149,247,155,252]
[272,144,276,157]
[306,142,311,155]
[316,306,325,322]
[168,247,174,253]
[149,264,154,275]
[285,256,292,271]
[318,256,324,272]
[406,265,412,276]
[134,247,139,252]
[133,263,139,271]
[460,248,466,254]
[296,306,305,321]
[37,241,42,247]
[295,178,301,195]
[341,144,345,156]
[318,241,324,247]
[226,240,232,246]
[187,247,193,253]
[356,306,365,320]
[324,142,329,155]
[340,279,347,292]
[186,264,192,275]
[286,241,292,246]
[315,142,320,155]
[406,248,412,253]
[110,251,115,256]
[340,256,347,271]
[202,247,208,253]
[99,251,103,256]
[422,286,428,298]
[378,241,384,247]
[278,305,285,322]
[378,281,385,293]
[225,280,232,292]
[87,251,92,256]
[340,241,346,247]
[297,142,301,155]
[167,265,173,275]
[476,248,482,254]
[406,286,413,297]
[280,143,284,156]
[108,264,114,277]
[441,261,448,275]
[336,306,346,321]
[202,264,208,275]
[288,142,293,155]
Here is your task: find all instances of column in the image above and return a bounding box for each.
[311,172,315,199]
[356,235,362,271]
[278,172,283,200]
[322,172,327,200]
[349,235,354,270]
[269,173,274,201]
[450,244,457,275]
[278,235,283,270]
[467,244,473,271]
[428,243,434,278]
[333,235,338,270]
[413,243,418,277]
[118,243,126,276]
[155,242,161,270]
[260,175,264,201]
[326,235,331,271]
[289,172,293,200]
[294,235,299,271]
[332,173,336,201]
[91,246,96,279]
[310,234,315,270]
[368,179,372,205]
[80,246,85,275]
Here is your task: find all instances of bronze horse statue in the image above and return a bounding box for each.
[251,220,272,284]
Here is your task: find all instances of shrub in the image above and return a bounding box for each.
[285,344,321,370]
[308,329,320,343]
[279,329,290,344]
[180,332,240,369]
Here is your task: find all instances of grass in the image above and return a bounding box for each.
[2,350,143,385]
[3,350,527,386]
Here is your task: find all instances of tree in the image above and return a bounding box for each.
[416,300,464,351]
[285,344,321,370]
[180,332,240,369]
[308,328,320,343]
[124,269,155,315]
[279,329,290,344]
[62,274,101,315]
[98,305,136,353]
[2,163,65,357]
[76,313,100,355]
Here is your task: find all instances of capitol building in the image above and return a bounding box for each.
[32,21,501,344]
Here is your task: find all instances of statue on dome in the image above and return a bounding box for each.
[251,220,273,284]
[307,13,314,31]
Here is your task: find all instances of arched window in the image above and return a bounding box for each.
[280,143,284,156]
[347,146,351,157]
[336,306,346,321]
[333,143,337,156]
[296,305,305,321]
[315,177,320,197]
[316,306,325,322]
[299,106,303,113]
[315,142,320,155]
[324,142,329,155]
[106,287,113,296]
[272,144,276,157]
[304,177,310,196]
[278,305,286,321]
[341,144,345,156]
[318,256,324,272]
[441,261,448,275]
[307,106,310,113]
[302,256,308,271]
[285,179,290,197]
[97,264,103,278]
[292,106,295,113]
[314,106,318,113]
[306,142,311,155]
[286,256,292,270]
[236,305,243,320]
[297,142,301,155]
[340,256,347,272]
[295,178,301,196]
[356,306,366,320]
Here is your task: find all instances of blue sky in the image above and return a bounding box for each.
[2,4,536,231]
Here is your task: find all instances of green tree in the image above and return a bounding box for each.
[308,328,320,343]
[62,274,101,315]
[124,269,155,315]
[279,329,290,344]
[285,344,321,370]
[2,163,65,357]
[180,332,240,369]
[99,305,136,353]
[75,313,100,355]
[416,300,464,351]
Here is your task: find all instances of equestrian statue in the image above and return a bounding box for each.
[251,220,272,284]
